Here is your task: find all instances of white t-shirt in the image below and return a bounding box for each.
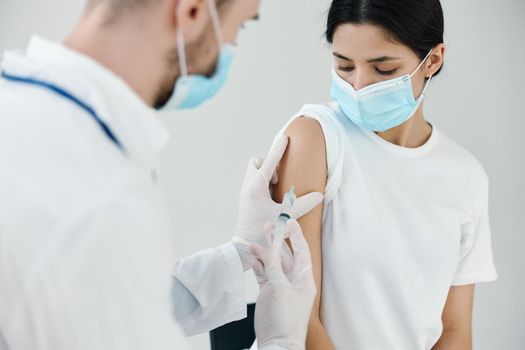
[277,102,497,350]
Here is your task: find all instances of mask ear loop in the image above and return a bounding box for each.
[176,0,224,79]
[410,49,434,78]
[207,0,224,46]
[419,74,433,101]
[176,29,188,78]
[411,49,435,101]
[175,0,188,78]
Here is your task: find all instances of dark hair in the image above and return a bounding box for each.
[326,0,444,76]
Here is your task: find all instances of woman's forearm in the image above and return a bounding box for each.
[306,317,335,350]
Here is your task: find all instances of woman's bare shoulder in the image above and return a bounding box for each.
[275,117,327,199]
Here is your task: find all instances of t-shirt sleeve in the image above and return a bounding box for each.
[452,177,498,286]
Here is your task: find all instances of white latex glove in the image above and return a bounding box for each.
[252,219,316,350]
[232,134,324,271]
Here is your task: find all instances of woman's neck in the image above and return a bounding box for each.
[375,106,432,148]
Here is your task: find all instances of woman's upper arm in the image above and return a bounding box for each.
[273,116,328,316]
[442,284,475,332]
[433,284,475,349]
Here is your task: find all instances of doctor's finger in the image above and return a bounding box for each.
[251,243,268,266]
[292,192,324,219]
[280,242,294,274]
[252,258,267,284]
[254,157,279,185]
[264,223,276,232]
[287,220,312,263]
[271,167,279,185]
[242,157,260,185]
[262,223,276,250]
[260,135,289,183]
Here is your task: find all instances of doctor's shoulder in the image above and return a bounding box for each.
[0,78,74,144]
[0,79,115,162]
[0,80,126,205]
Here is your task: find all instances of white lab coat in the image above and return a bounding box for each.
[0,36,248,349]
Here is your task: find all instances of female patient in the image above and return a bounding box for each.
[274,0,497,349]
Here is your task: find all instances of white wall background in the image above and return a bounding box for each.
[1,0,524,349]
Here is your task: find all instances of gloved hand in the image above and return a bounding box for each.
[252,219,316,350]
[232,134,324,271]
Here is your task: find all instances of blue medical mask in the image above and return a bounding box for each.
[331,51,433,132]
[164,0,235,110]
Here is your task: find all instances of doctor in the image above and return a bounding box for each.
[0,0,323,349]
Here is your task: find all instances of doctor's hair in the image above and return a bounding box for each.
[326,0,445,76]
[86,0,233,18]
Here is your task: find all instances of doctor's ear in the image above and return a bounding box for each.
[171,0,210,42]
[424,43,446,78]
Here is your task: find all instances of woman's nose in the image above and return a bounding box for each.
[352,71,375,90]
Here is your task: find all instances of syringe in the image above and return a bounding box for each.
[273,185,297,246]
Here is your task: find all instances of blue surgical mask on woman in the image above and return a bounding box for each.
[164,0,235,110]
[331,50,433,132]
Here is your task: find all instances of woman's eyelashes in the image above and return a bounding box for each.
[337,65,355,72]
[337,65,399,76]
[376,67,398,75]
